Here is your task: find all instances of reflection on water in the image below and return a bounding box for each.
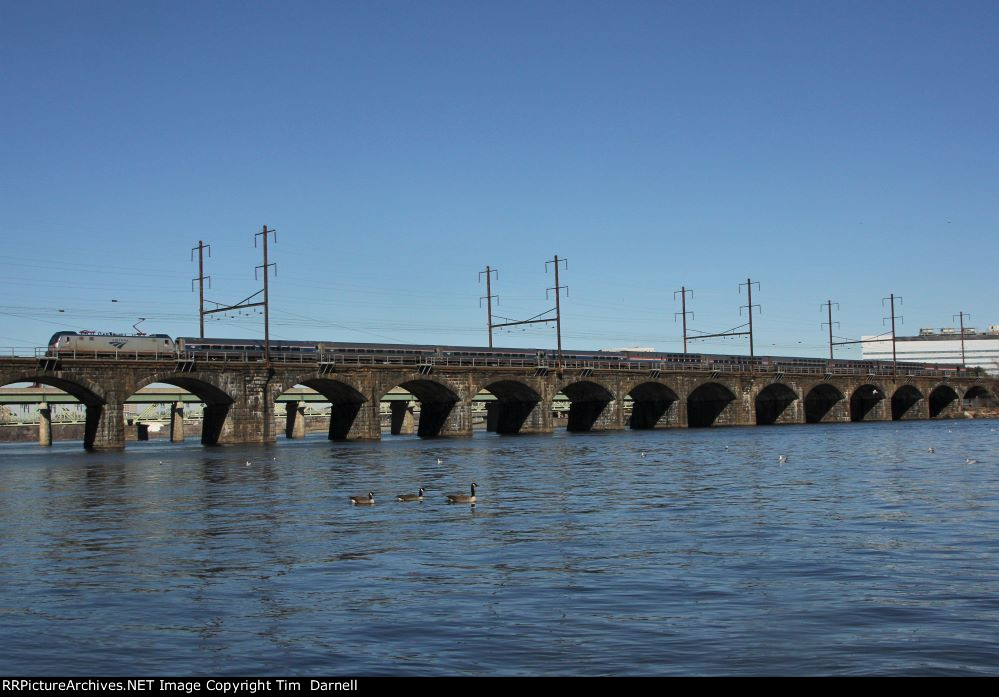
[1,420,998,675]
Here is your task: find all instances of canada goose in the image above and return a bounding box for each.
[446,482,477,504]
[396,487,425,502]
[350,492,375,505]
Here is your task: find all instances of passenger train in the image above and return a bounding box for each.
[45,330,961,375]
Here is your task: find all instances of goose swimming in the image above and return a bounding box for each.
[396,487,425,502]
[446,483,477,504]
[350,492,375,505]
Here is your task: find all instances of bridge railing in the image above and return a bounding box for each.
[0,347,46,359]
[25,348,181,361]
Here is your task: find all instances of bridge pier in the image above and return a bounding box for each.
[440,400,473,437]
[935,401,961,419]
[754,384,804,425]
[896,397,928,420]
[722,398,750,425]
[808,398,850,423]
[330,400,367,440]
[629,397,682,429]
[777,397,804,424]
[567,399,606,431]
[203,403,233,444]
[390,401,416,435]
[929,386,962,419]
[216,375,271,446]
[285,400,306,439]
[339,399,378,440]
[891,385,927,421]
[85,400,125,451]
[517,399,553,434]
[849,386,890,422]
[38,402,52,446]
[590,398,626,431]
[170,402,185,442]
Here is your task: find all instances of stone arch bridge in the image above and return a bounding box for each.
[1,357,993,450]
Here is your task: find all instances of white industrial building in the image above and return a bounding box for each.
[862,325,999,374]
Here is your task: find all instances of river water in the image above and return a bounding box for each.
[1,420,997,676]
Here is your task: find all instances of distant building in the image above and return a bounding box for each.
[862,325,999,373]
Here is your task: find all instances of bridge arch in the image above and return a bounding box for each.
[804,383,845,423]
[964,384,995,401]
[626,381,679,429]
[890,385,924,421]
[379,378,461,438]
[754,383,799,425]
[557,380,616,432]
[132,373,237,445]
[0,373,107,449]
[133,372,235,404]
[477,379,543,435]
[928,384,960,418]
[0,373,105,406]
[271,377,368,441]
[687,381,737,427]
[850,384,885,422]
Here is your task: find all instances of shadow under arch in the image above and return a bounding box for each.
[850,384,884,422]
[755,383,799,425]
[687,382,736,427]
[627,382,679,429]
[382,379,460,438]
[965,385,994,401]
[928,384,960,418]
[281,378,367,440]
[131,374,235,445]
[891,385,923,421]
[804,383,845,423]
[1,374,106,449]
[559,381,615,432]
[478,379,542,434]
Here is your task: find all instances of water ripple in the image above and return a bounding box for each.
[0,420,997,675]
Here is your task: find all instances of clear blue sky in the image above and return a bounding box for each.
[2,1,996,357]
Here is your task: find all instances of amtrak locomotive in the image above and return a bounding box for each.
[48,331,176,354]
